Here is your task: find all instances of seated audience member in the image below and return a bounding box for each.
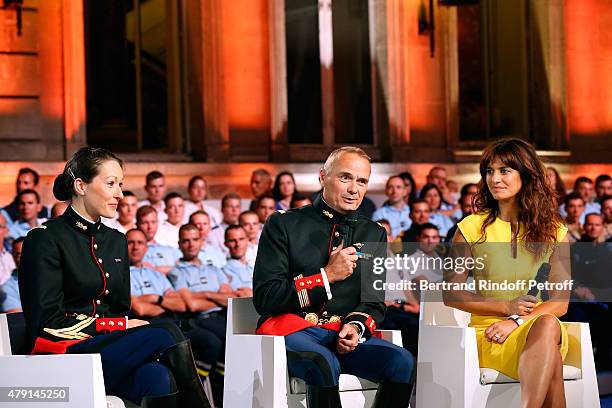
[222,225,254,296]
[0,213,15,285]
[579,212,607,243]
[419,183,454,238]
[426,166,456,213]
[546,167,567,204]
[103,191,137,234]
[8,189,47,242]
[451,183,477,220]
[249,169,273,211]
[169,224,233,398]
[399,171,417,206]
[377,219,419,355]
[50,201,69,218]
[445,188,476,243]
[155,193,185,248]
[559,176,600,223]
[136,205,181,275]
[189,211,226,269]
[0,237,24,313]
[407,224,444,285]
[127,228,223,382]
[255,193,276,224]
[566,212,612,369]
[595,174,612,204]
[183,176,222,227]
[238,211,260,266]
[272,171,298,211]
[139,170,168,222]
[290,194,312,209]
[373,175,411,239]
[3,167,49,222]
[207,193,242,253]
[564,192,586,242]
[602,195,612,240]
[400,199,432,244]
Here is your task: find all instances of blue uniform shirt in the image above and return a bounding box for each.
[129,265,173,296]
[372,204,412,239]
[9,219,47,241]
[222,259,253,290]
[429,212,455,238]
[0,270,21,312]
[144,243,181,268]
[169,260,229,293]
[198,244,227,269]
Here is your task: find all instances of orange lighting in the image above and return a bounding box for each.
[222,0,271,129]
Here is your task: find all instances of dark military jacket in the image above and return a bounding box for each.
[19,206,130,353]
[253,195,387,339]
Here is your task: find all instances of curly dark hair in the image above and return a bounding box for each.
[473,138,564,256]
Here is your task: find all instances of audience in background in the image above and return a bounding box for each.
[3,168,49,222]
[419,183,454,239]
[249,169,273,211]
[155,193,185,248]
[595,174,612,204]
[560,176,600,223]
[0,213,16,285]
[8,189,47,242]
[103,191,137,234]
[400,199,432,244]
[564,192,586,242]
[184,176,223,227]
[272,171,298,211]
[207,193,242,253]
[289,194,312,209]
[602,195,612,240]
[398,171,417,206]
[254,194,276,224]
[546,166,567,204]
[373,175,411,240]
[238,211,260,267]
[138,170,168,222]
[0,236,23,313]
[136,205,181,276]
[222,225,254,296]
[50,201,69,218]
[189,211,227,269]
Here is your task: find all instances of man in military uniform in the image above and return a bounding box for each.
[254,147,415,407]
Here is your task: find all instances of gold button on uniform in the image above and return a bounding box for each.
[96,299,101,305]
[104,290,110,295]
[93,244,98,250]
[98,258,103,264]
[105,273,110,278]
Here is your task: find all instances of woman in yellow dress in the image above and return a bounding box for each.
[444,138,571,408]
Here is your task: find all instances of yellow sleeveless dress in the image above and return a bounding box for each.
[457,212,569,380]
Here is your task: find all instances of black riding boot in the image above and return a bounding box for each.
[141,391,178,408]
[371,380,412,408]
[306,384,342,408]
[159,340,212,408]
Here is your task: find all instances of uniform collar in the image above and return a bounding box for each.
[62,206,102,237]
[313,194,358,224]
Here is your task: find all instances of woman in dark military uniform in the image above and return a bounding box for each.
[18,147,211,408]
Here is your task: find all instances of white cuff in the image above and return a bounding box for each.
[347,320,366,343]
[320,268,333,300]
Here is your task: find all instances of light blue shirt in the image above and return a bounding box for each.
[144,243,182,268]
[169,260,229,293]
[559,201,601,225]
[372,204,412,239]
[8,219,46,241]
[0,209,13,228]
[429,212,455,238]
[222,259,253,290]
[198,245,227,269]
[130,265,173,296]
[0,270,21,312]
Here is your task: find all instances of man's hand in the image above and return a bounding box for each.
[236,288,253,297]
[324,241,358,284]
[336,323,360,354]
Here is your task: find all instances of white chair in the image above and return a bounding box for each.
[416,290,600,408]
[223,297,404,408]
[0,313,130,408]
